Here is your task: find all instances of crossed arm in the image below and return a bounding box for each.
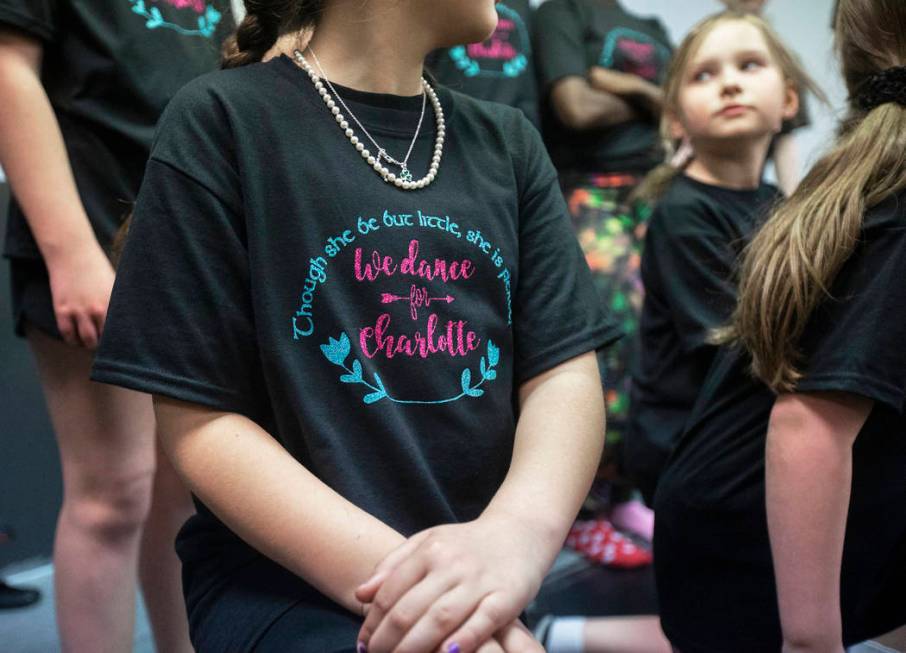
[549,66,663,131]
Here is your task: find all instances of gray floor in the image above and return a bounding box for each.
[0,560,153,653]
[0,560,901,653]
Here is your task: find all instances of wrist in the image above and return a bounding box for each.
[783,641,845,653]
[41,230,103,268]
[782,626,843,653]
[480,503,565,565]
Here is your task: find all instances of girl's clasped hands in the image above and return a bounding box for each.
[355,513,548,653]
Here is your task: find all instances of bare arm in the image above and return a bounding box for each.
[550,75,639,131]
[766,391,872,653]
[355,351,605,653]
[0,28,114,347]
[153,397,407,614]
[588,66,663,119]
[484,350,605,562]
[0,29,98,262]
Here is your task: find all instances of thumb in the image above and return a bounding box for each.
[355,530,432,602]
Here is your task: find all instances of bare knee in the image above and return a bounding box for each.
[63,468,155,544]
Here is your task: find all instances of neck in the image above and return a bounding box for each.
[303,1,430,96]
[685,137,771,190]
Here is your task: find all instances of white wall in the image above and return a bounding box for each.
[531,0,848,180]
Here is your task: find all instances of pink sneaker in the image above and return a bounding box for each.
[610,499,655,542]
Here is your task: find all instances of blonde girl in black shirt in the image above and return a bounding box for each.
[655,0,906,650]
[626,9,812,505]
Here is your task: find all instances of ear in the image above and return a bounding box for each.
[667,110,686,142]
[782,83,800,121]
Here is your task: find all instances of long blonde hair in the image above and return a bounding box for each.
[717,0,906,391]
[633,11,820,203]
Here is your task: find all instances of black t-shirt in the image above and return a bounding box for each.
[0,0,233,259]
[626,174,780,502]
[427,0,539,127]
[91,55,621,646]
[654,191,906,652]
[533,0,671,174]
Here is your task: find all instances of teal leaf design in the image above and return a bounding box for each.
[320,333,350,366]
[317,333,501,406]
[461,369,472,393]
[131,0,146,14]
[340,358,364,383]
[487,340,500,367]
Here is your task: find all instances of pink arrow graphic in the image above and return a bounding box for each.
[380,285,455,320]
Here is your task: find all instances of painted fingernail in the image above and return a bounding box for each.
[446,644,461,653]
[357,642,367,653]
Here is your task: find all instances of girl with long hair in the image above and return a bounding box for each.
[654,0,906,650]
[625,10,813,505]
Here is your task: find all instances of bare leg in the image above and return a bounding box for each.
[583,616,672,653]
[29,328,155,653]
[139,438,195,653]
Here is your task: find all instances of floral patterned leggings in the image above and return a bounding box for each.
[561,171,652,481]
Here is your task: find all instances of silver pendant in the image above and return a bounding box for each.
[399,167,414,183]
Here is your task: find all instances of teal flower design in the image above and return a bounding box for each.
[129,0,221,37]
[320,333,351,366]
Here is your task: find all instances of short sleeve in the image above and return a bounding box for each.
[510,115,622,382]
[642,202,739,353]
[533,0,588,92]
[0,0,59,41]
[795,221,906,413]
[92,79,261,416]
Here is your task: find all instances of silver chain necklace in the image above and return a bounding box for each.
[307,48,425,179]
[293,48,445,191]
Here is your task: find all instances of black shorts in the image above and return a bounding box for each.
[8,257,63,340]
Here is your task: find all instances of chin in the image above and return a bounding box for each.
[431,1,499,49]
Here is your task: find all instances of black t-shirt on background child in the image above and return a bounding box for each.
[427,0,539,127]
[0,0,233,260]
[91,55,621,649]
[654,191,906,653]
[626,174,780,503]
[533,0,671,174]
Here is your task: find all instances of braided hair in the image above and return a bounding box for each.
[221,0,325,68]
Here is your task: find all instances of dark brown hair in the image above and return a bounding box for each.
[221,0,326,68]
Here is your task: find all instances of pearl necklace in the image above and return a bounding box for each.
[293,48,445,191]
